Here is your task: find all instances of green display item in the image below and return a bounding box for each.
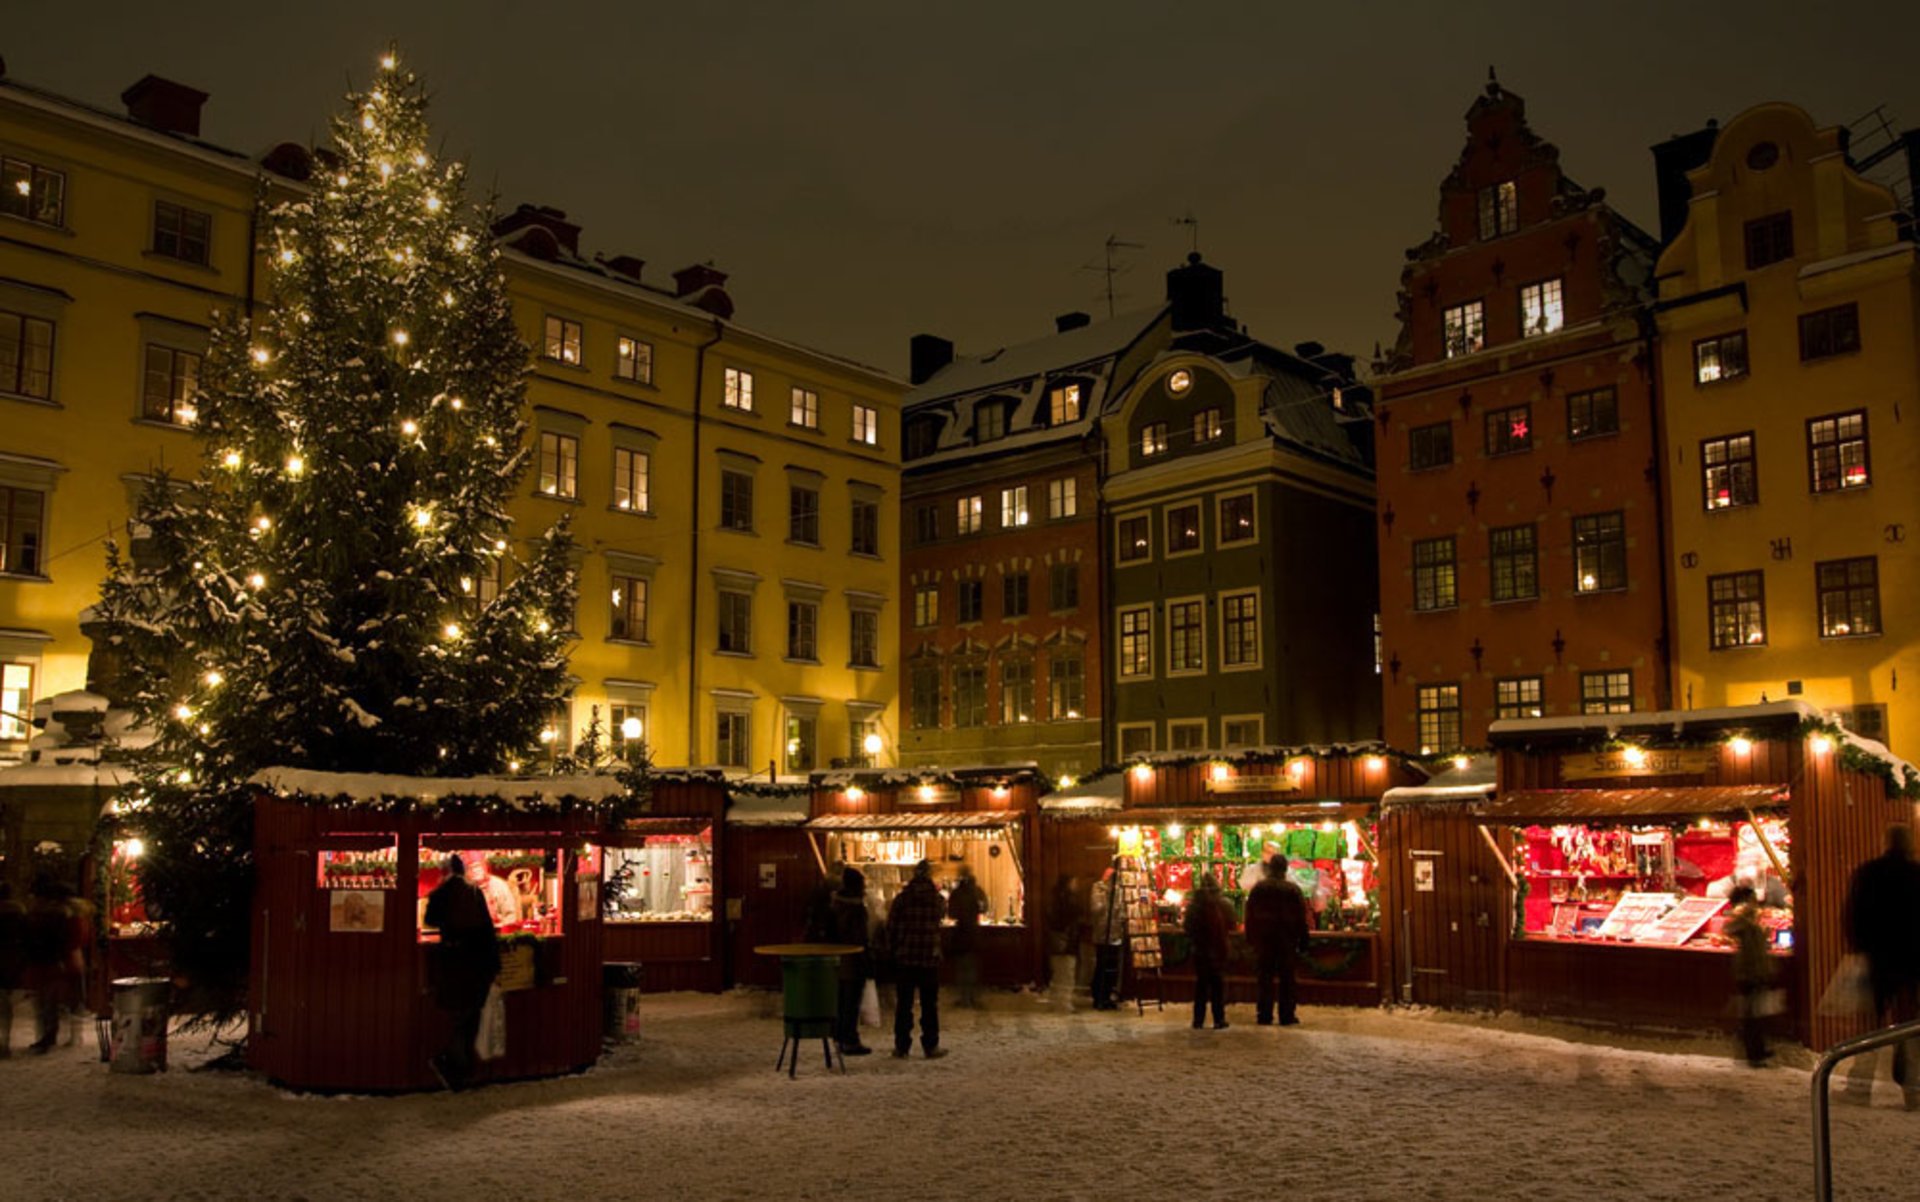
[1285,830,1317,859]
[1223,829,1244,860]
[1312,829,1343,860]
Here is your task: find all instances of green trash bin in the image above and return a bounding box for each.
[780,955,840,1041]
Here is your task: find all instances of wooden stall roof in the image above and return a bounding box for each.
[808,812,1020,830]
[1477,785,1788,823]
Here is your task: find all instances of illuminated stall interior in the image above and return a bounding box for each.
[106,835,155,937]
[811,813,1025,926]
[1114,809,1379,932]
[601,822,715,922]
[408,837,570,939]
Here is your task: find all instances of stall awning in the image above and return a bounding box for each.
[1477,785,1788,823]
[808,812,1019,831]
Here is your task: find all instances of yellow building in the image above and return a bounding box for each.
[0,71,901,771]
[1655,103,1919,752]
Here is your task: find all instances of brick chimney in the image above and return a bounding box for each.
[1055,312,1091,333]
[490,204,581,260]
[121,75,209,138]
[909,334,954,386]
[1166,252,1225,331]
[672,263,734,319]
[597,254,645,283]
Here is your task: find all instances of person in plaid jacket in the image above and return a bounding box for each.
[887,860,950,1059]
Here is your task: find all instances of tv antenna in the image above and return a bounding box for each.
[1172,211,1201,255]
[1081,234,1144,318]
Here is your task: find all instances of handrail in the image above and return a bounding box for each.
[1811,1017,1920,1201]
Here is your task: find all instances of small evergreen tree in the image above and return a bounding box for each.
[93,50,577,1012]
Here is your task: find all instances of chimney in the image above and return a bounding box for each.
[490,204,581,260]
[910,334,954,386]
[260,142,314,182]
[1650,120,1719,248]
[672,263,734,319]
[1166,253,1225,331]
[598,254,645,283]
[1055,311,1092,333]
[121,75,209,138]
[1293,340,1326,359]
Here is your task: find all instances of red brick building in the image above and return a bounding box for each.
[1374,77,1668,753]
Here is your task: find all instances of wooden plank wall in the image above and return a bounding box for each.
[603,778,728,992]
[724,825,818,989]
[1376,803,1505,1010]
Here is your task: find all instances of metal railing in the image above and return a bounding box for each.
[1810,1017,1920,1201]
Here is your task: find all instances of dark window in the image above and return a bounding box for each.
[1117,515,1150,562]
[1413,537,1457,611]
[1495,677,1544,720]
[1222,593,1259,667]
[912,504,940,545]
[152,200,211,265]
[717,591,752,654]
[1573,512,1626,593]
[850,498,879,556]
[974,403,1006,443]
[1477,181,1518,239]
[1800,303,1861,362]
[1417,684,1462,753]
[1409,421,1452,469]
[784,713,816,774]
[0,311,54,400]
[1702,433,1758,510]
[1118,608,1153,678]
[610,575,647,641]
[910,662,942,729]
[1484,405,1532,456]
[142,344,200,424]
[1168,600,1204,672]
[1580,671,1632,715]
[1002,572,1029,618]
[1744,211,1794,269]
[0,485,46,576]
[786,600,818,661]
[1708,571,1767,649]
[1817,557,1880,638]
[1166,503,1202,554]
[1219,494,1256,543]
[1049,649,1085,720]
[1567,388,1618,441]
[1,157,65,226]
[788,484,820,545]
[1050,562,1079,611]
[850,610,879,668]
[716,712,749,767]
[720,470,754,531]
[952,661,987,727]
[956,580,983,624]
[1489,524,1538,602]
[1694,332,1748,384]
[905,419,939,459]
[1808,410,1870,492]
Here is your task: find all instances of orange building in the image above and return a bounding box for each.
[1374,77,1668,753]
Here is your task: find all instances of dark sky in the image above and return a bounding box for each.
[10,2,1919,377]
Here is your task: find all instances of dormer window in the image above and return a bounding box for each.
[1140,422,1168,458]
[1048,383,1081,425]
[1477,181,1517,239]
[905,417,940,459]
[975,401,1007,443]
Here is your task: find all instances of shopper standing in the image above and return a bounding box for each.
[1725,884,1775,1067]
[1184,874,1232,1030]
[1045,874,1086,1013]
[22,878,72,1054]
[1244,855,1309,1027]
[887,860,948,1059]
[1087,862,1127,1011]
[0,882,24,1057]
[1844,824,1920,1106]
[423,854,501,1089]
[830,868,874,1056]
[947,865,986,1009]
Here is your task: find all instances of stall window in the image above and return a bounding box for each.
[1573,511,1625,593]
[1049,648,1084,720]
[417,843,563,938]
[1579,671,1633,715]
[1708,571,1767,649]
[1122,816,1379,938]
[605,829,713,922]
[1416,684,1461,753]
[1817,557,1880,638]
[826,825,1023,927]
[1495,676,1544,720]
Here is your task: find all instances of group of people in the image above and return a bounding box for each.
[0,877,94,1056]
[1046,855,1311,1030]
[808,859,982,1060]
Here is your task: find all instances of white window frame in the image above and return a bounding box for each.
[723,366,755,411]
[1164,501,1204,559]
[1048,477,1077,519]
[1219,587,1263,671]
[1115,510,1152,565]
[1167,718,1208,753]
[1165,594,1207,676]
[1217,490,1257,545]
[1117,605,1154,680]
[1117,722,1156,758]
[1000,485,1029,528]
[1221,714,1265,750]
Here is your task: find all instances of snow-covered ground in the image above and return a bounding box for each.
[5,993,1917,1201]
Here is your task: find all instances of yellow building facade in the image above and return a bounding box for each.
[1655,103,1920,752]
[0,73,901,771]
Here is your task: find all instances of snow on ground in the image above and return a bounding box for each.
[5,994,1919,1201]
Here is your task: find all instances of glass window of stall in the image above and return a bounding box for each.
[826,824,1025,926]
[603,825,714,922]
[1117,816,1380,931]
[416,840,566,940]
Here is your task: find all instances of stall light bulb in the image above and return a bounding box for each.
[494,539,508,552]
[1452,754,1470,771]
[1165,889,1185,906]
[1365,755,1385,772]
[454,233,472,252]
[279,248,296,264]
[1131,762,1153,783]
[449,397,463,410]
[863,733,884,756]
[1249,826,1264,840]
[361,113,376,131]
[378,161,394,179]
[425,194,442,212]
[124,838,145,859]
[381,53,397,69]
[172,703,192,720]
[1108,826,1120,838]
[1320,821,1336,833]
[1810,734,1834,755]
[1057,775,1075,790]
[845,786,865,803]
[535,618,551,634]
[176,770,192,785]
[1622,745,1647,768]
[1210,763,1230,783]
[508,760,522,773]
[917,784,935,802]
[1288,759,1307,778]
[1728,736,1752,756]
[1167,823,1183,838]
[990,785,1008,800]
[1204,824,1217,835]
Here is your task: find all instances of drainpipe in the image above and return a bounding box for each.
[1639,304,1676,711]
[687,318,726,764]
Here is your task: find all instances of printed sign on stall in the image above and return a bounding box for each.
[1413,859,1436,893]
[577,876,599,921]
[329,888,385,934]
[1562,748,1718,780]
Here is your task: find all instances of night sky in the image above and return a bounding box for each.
[10,1,1919,377]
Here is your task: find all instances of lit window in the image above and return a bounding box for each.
[913,585,939,628]
[538,431,578,499]
[1417,684,1461,752]
[723,366,754,411]
[610,575,648,642]
[1,661,36,740]
[142,345,200,425]
[1221,592,1259,667]
[951,661,987,727]
[1694,332,1748,384]
[1476,181,1517,239]
[1000,656,1035,724]
[1484,405,1531,456]
[615,335,653,383]
[1049,649,1084,719]
[1496,677,1543,720]
[1219,494,1255,544]
[1443,301,1484,358]
[1579,671,1632,715]
[613,447,650,513]
[1119,608,1153,678]
[1701,433,1757,510]
[1413,537,1456,611]
[1708,571,1767,649]
[1817,557,1880,638]
[790,386,819,429]
[1166,503,1201,554]
[152,200,211,265]
[1520,278,1563,338]
[1048,477,1077,519]
[955,494,983,535]
[1140,422,1168,457]
[1117,515,1150,563]
[784,713,817,773]
[1193,407,1224,443]
[716,711,750,768]
[1,157,65,226]
[1048,383,1081,424]
[1000,486,1029,528]
[852,404,879,445]
[1168,601,1204,672]
[1573,512,1625,593]
[1808,411,1869,492]
[543,316,582,365]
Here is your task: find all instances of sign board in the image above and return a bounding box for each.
[1593,891,1677,940]
[328,888,385,933]
[1636,895,1727,946]
[759,862,778,889]
[576,876,598,921]
[1562,748,1718,780]
[901,786,961,805]
[496,943,536,992]
[1413,860,1435,893]
[1203,775,1300,796]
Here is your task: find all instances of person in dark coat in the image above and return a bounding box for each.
[22,878,73,1054]
[830,868,874,1056]
[1045,873,1086,1012]
[1725,884,1775,1067]
[946,865,986,1009]
[423,855,502,1089]
[886,860,948,1059]
[1244,854,1309,1027]
[1183,874,1232,1030]
[1087,862,1127,1011]
[802,860,844,943]
[0,882,24,1057]
[1844,824,1920,1103]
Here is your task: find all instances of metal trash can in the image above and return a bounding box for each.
[109,977,171,1074]
[603,962,643,1042]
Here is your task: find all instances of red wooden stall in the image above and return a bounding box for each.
[1381,701,1915,1049]
[249,771,622,1092]
[599,772,731,993]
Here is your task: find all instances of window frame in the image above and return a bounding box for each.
[1707,570,1767,650]
[1519,277,1564,339]
[1166,596,1206,675]
[140,343,201,426]
[1217,491,1257,545]
[722,366,755,412]
[1116,513,1151,564]
[1477,181,1518,240]
[719,469,755,532]
[1693,331,1749,385]
[1219,589,1262,671]
[1408,421,1453,470]
[613,446,651,514]
[1701,431,1759,511]
[1579,671,1633,716]
[786,599,820,662]
[1567,387,1618,442]
[1483,404,1533,457]
[1442,300,1485,358]
[1807,409,1870,494]
[1192,407,1224,444]
[609,574,649,643]
[614,334,653,384]
[850,497,880,557]
[717,589,754,655]
[537,430,580,499]
[1572,511,1626,594]
[1164,502,1203,557]
[849,607,881,669]
[1139,422,1169,458]
[912,584,939,629]
[542,315,583,366]
[1743,211,1794,270]
[999,655,1036,725]
[1048,647,1085,720]
[951,659,988,728]
[1799,303,1861,362]
[1,156,66,227]
[1049,561,1079,612]
[1816,556,1880,639]
[0,483,48,577]
[1001,571,1030,619]
[1117,606,1154,680]
[852,403,879,446]
[789,386,820,430]
[0,310,55,401]
[955,494,983,536]
[1495,676,1544,721]
[956,579,984,625]
[1048,476,1078,520]
[1047,383,1081,426]
[151,199,212,266]
[787,483,821,546]
[1000,485,1030,529]
[1415,683,1462,754]
[1488,523,1538,603]
[716,709,751,769]
[909,660,943,729]
[1413,536,1458,612]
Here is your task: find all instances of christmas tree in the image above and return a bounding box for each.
[93,50,578,1011]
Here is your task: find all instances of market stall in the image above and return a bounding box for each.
[1387,701,1916,1049]
[599,772,732,993]
[807,769,1043,989]
[249,770,628,1092]
[723,786,816,991]
[1051,747,1424,1007]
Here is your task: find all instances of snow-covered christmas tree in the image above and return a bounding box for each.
[92,50,578,1007]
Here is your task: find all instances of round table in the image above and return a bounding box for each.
[755,944,862,1076]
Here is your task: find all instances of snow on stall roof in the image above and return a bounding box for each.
[813,763,1042,789]
[725,793,810,826]
[1382,754,1495,806]
[1039,774,1124,813]
[252,767,630,808]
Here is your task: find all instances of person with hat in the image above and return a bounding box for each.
[886,859,949,1059]
[830,868,875,1056]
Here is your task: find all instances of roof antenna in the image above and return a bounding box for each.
[1172,211,1200,257]
[1080,234,1143,319]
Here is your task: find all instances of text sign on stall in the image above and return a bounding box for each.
[1562,748,1718,780]
[902,786,961,805]
[1203,775,1300,796]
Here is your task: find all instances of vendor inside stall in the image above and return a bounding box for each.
[812,815,1025,927]
[413,841,566,939]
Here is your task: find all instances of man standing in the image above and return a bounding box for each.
[424,854,501,1089]
[1244,854,1309,1027]
[1845,824,1920,1106]
[1183,875,1232,1030]
[947,865,985,1009]
[887,860,949,1060]
[1087,863,1127,1011]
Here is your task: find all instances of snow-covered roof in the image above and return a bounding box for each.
[1039,775,1125,814]
[813,763,1043,789]
[252,767,631,809]
[0,763,135,790]
[906,308,1165,406]
[725,793,810,826]
[1382,754,1496,806]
